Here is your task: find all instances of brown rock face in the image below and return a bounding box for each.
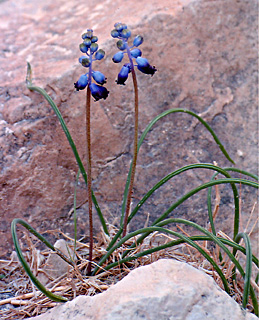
[0,0,258,257]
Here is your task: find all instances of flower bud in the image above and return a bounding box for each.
[111,29,120,38]
[117,40,126,50]
[82,29,93,39]
[133,35,144,47]
[83,38,92,47]
[95,49,105,60]
[121,28,131,39]
[114,23,127,32]
[90,43,98,53]
[92,71,107,85]
[80,57,90,67]
[79,43,88,53]
[91,36,98,43]
[112,51,124,63]
[79,56,86,63]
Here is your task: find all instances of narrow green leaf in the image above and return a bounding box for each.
[152,178,257,226]
[94,225,230,292]
[11,219,70,302]
[121,108,235,229]
[234,233,252,309]
[109,164,241,251]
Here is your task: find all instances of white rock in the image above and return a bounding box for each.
[29,259,257,320]
[37,239,74,286]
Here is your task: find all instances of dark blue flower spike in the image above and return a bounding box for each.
[74,29,109,101]
[111,23,157,85]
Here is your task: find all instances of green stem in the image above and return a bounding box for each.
[122,59,139,237]
[86,85,93,275]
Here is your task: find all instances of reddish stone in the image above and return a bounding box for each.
[0,0,257,257]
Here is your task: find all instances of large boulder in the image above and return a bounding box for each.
[28,259,257,320]
[0,0,257,257]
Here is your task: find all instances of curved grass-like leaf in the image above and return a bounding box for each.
[234,233,252,309]
[99,229,258,270]
[102,222,258,315]
[121,178,258,255]
[100,218,258,314]
[207,167,258,239]
[223,167,259,181]
[26,62,109,236]
[108,164,240,251]
[152,178,258,226]
[93,225,230,293]
[11,218,71,302]
[120,108,235,227]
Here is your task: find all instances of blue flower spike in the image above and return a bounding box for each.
[111,23,157,85]
[74,29,109,101]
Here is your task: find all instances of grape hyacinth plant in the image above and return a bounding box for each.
[74,29,109,274]
[111,22,157,237]
[10,22,259,316]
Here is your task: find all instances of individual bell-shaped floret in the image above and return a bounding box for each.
[89,83,109,101]
[74,74,89,91]
[95,49,105,60]
[92,71,107,85]
[133,35,144,47]
[130,48,142,58]
[112,51,124,63]
[136,57,157,75]
[116,63,131,85]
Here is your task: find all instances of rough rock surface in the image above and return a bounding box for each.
[28,259,257,320]
[0,0,258,257]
